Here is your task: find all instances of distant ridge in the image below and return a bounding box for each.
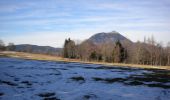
[88,31,132,44]
[14,44,62,55]
[14,31,132,55]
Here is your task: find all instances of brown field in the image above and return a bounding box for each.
[0,51,170,70]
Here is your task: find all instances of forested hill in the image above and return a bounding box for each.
[14,44,62,55]
[1,31,169,66]
[63,31,170,66]
[88,31,132,44]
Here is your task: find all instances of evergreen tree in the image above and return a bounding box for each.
[90,51,97,60]
[113,40,127,63]
[63,38,76,58]
[63,39,68,58]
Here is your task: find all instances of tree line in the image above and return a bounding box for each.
[0,40,15,51]
[1,37,169,66]
[0,40,61,55]
[63,37,170,66]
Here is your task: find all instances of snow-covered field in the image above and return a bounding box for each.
[0,57,170,100]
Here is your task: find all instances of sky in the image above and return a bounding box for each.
[0,0,170,47]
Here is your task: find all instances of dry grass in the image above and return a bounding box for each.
[0,51,170,70]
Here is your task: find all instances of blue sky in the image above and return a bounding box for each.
[0,0,170,47]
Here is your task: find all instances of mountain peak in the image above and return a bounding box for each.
[103,30,119,33]
[88,31,132,44]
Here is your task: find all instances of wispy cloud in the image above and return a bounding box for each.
[0,0,170,47]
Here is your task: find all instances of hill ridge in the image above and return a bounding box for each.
[88,31,132,44]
